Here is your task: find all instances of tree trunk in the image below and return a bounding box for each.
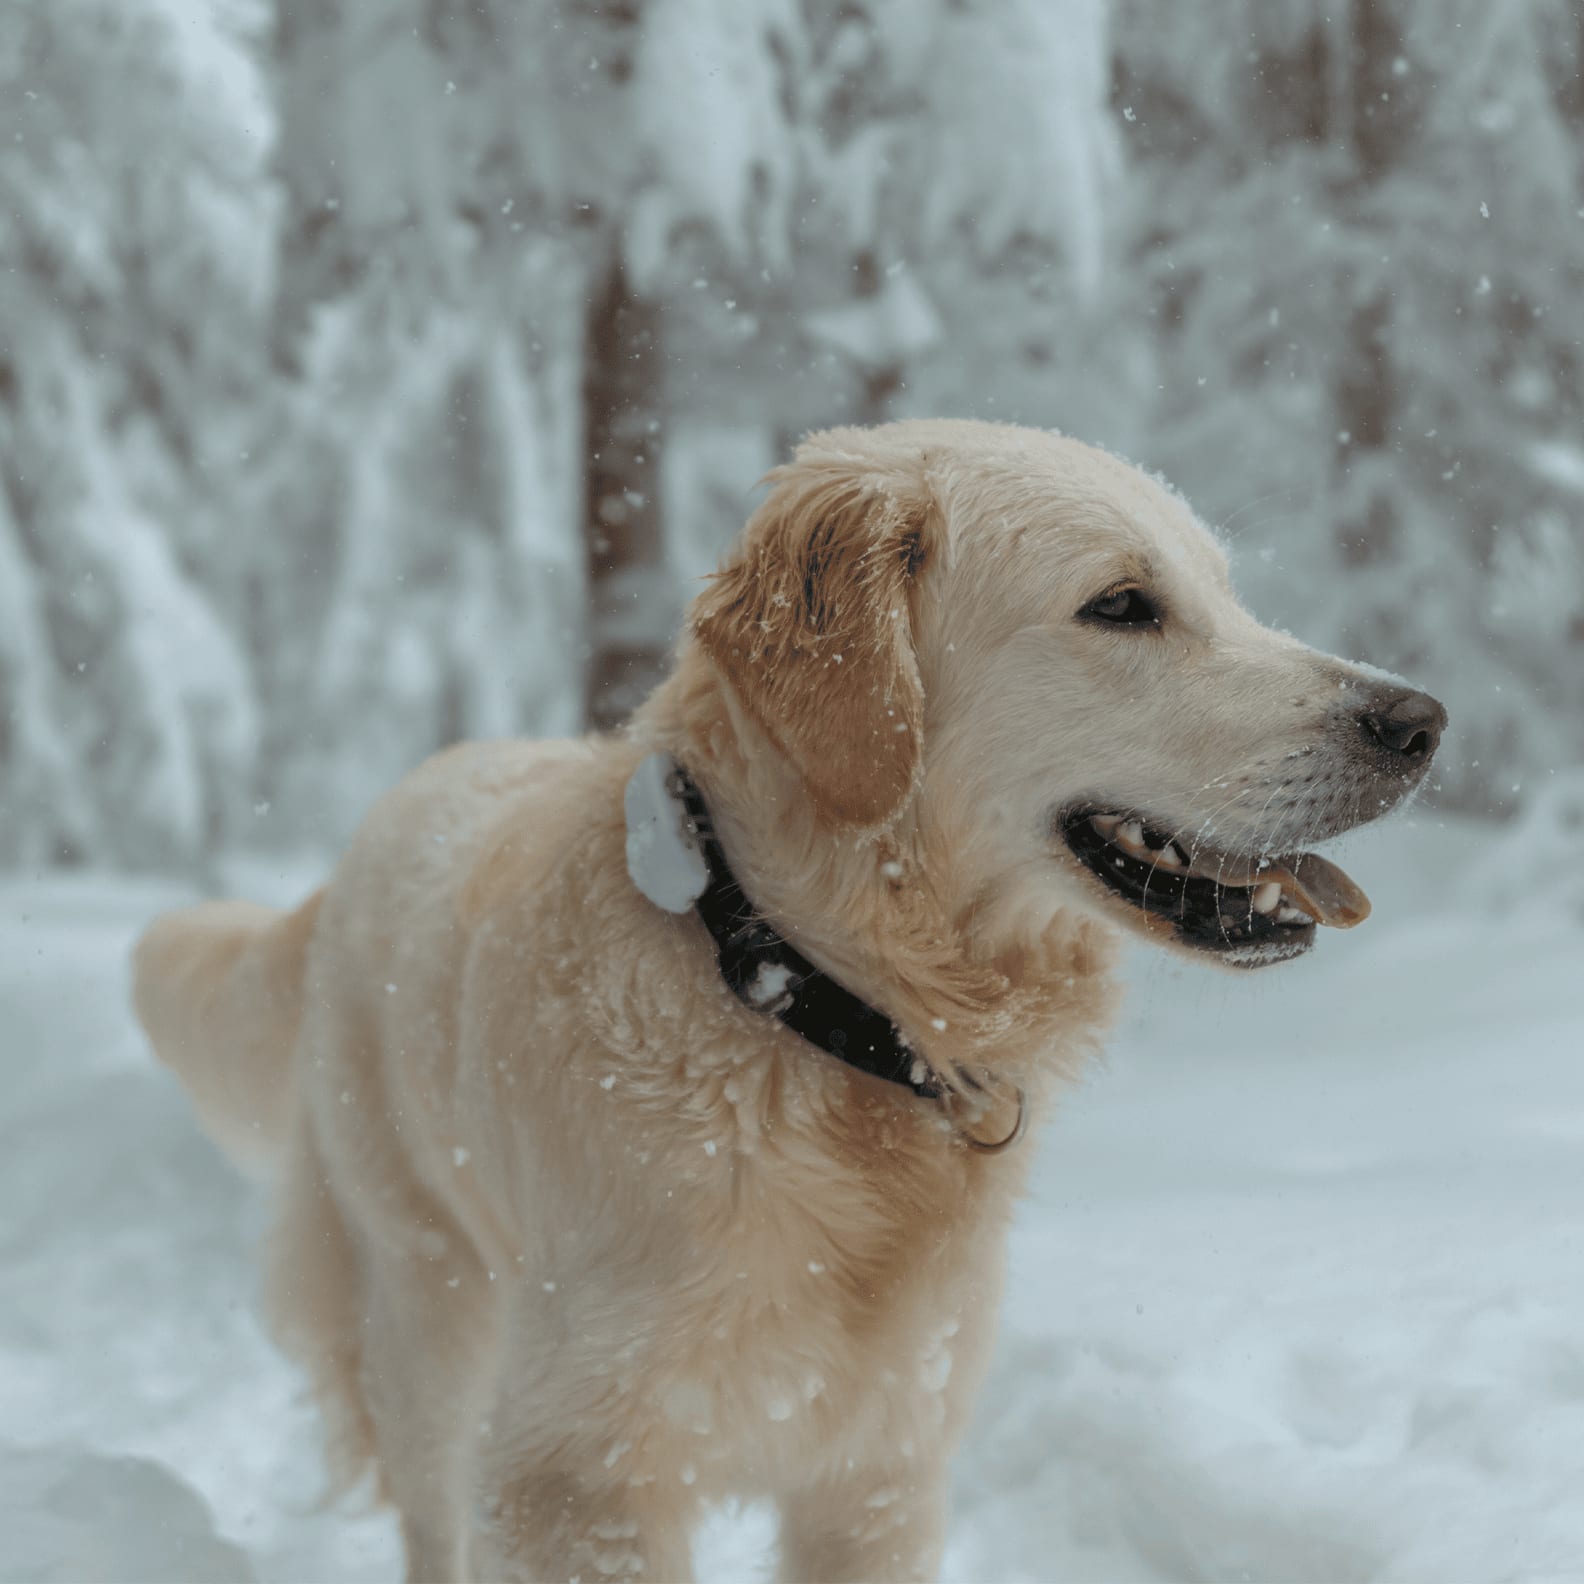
[583,257,669,730]
[1333,0,1409,568]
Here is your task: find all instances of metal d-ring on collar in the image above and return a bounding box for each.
[666,760,1026,1155]
[969,1094,1027,1153]
[954,1070,1028,1154]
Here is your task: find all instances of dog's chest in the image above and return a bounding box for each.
[539,949,1006,1485]
[635,1132,991,1488]
[653,1244,977,1488]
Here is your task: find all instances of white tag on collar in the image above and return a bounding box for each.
[624,752,710,913]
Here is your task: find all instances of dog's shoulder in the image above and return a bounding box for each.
[450,737,632,927]
[448,737,720,1031]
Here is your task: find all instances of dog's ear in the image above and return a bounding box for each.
[691,453,932,829]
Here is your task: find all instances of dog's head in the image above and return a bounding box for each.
[691,420,1445,968]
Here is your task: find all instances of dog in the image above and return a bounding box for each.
[133,420,1444,1582]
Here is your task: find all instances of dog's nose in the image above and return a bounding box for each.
[1359,689,1446,765]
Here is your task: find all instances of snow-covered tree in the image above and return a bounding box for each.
[1102,0,1584,808]
[266,0,1120,755]
[8,0,1575,872]
[631,0,1120,698]
[0,0,272,866]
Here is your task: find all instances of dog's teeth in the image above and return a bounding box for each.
[1091,813,1120,836]
[1117,820,1147,854]
[1156,843,1185,870]
[1276,903,1314,924]
[1251,881,1282,915]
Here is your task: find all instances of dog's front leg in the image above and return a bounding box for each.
[469,1460,695,1584]
[777,1458,949,1584]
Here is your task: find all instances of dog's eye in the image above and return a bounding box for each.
[1080,587,1160,628]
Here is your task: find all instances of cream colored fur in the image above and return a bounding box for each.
[133,420,1427,1583]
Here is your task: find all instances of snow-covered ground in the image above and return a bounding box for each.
[4,814,1582,1583]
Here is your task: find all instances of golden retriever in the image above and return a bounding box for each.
[132,420,1444,1583]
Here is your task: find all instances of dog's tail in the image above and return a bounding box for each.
[132,890,323,1177]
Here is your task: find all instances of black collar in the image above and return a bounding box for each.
[671,767,941,1100]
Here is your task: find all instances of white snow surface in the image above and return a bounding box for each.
[3,817,1581,1582]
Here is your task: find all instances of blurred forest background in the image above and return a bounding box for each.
[2,0,1582,871]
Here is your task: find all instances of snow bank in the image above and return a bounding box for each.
[0,1444,252,1584]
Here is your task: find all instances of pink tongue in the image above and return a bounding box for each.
[1201,851,1371,929]
[1281,852,1371,928]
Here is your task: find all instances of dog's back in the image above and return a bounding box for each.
[132,737,591,1179]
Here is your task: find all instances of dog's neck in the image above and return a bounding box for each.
[634,655,1120,1096]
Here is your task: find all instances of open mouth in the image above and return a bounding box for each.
[1060,808,1371,968]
